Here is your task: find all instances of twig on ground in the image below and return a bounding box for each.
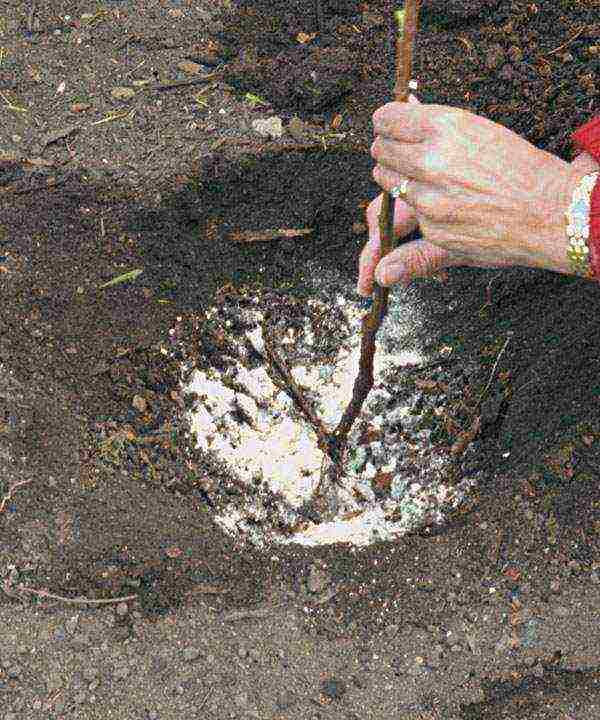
[261,323,332,453]
[0,479,32,514]
[228,227,313,243]
[139,57,273,94]
[314,0,324,33]
[2,578,137,606]
[218,603,289,622]
[143,75,221,92]
[449,332,512,458]
[210,137,368,154]
[542,24,588,57]
[473,332,513,412]
[2,173,72,195]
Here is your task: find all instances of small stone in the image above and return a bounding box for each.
[363,462,376,480]
[73,690,87,705]
[66,616,79,635]
[177,60,202,75]
[111,86,136,101]
[369,441,386,464]
[251,117,283,140]
[83,666,99,681]
[367,388,392,414]
[182,646,201,662]
[306,565,330,594]
[113,666,130,680]
[234,690,249,707]
[116,601,129,616]
[391,476,408,500]
[132,394,147,413]
[185,39,229,66]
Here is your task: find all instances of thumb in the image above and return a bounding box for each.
[375,239,453,287]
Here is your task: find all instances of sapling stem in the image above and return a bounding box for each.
[330,0,421,456]
[262,3,421,493]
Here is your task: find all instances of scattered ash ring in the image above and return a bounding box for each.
[167,264,484,548]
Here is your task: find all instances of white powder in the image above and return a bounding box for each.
[186,299,422,500]
[176,265,479,548]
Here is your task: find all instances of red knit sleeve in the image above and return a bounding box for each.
[571,115,600,160]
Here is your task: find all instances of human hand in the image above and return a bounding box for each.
[357,96,591,296]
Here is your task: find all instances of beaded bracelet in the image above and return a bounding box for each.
[570,114,600,280]
[588,170,600,279]
[565,171,599,279]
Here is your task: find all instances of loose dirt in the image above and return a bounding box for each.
[1,1,599,718]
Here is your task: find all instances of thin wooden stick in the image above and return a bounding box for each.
[258,3,421,492]
[331,1,421,449]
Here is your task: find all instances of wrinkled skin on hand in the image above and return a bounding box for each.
[357,95,599,296]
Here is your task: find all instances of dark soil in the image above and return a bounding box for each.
[1,0,599,716]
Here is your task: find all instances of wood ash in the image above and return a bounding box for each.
[170,265,483,548]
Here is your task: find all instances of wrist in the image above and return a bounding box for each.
[547,167,599,278]
[526,164,596,278]
[571,150,600,175]
[523,163,580,276]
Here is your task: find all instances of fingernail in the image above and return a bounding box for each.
[376,263,403,286]
[375,265,391,287]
